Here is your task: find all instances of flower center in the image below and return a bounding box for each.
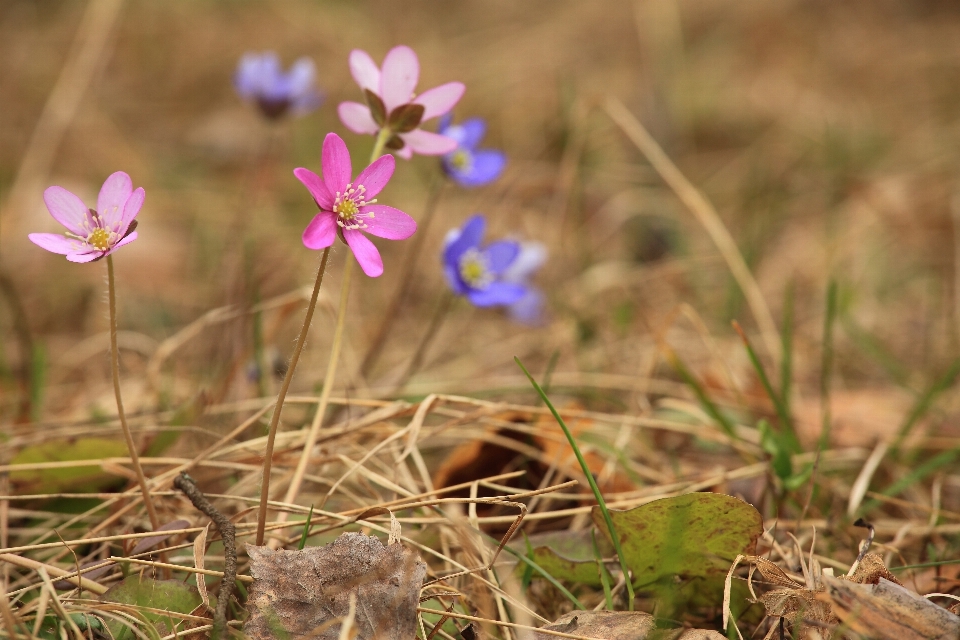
[332,183,378,231]
[458,248,493,289]
[88,228,112,251]
[449,150,473,172]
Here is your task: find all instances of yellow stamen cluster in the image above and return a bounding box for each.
[333,183,377,231]
[459,248,492,289]
[88,228,112,251]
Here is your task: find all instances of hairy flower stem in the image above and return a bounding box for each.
[107,255,160,531]
[277,138,387,515]
[254,248,330,546]
[360,175,445,378]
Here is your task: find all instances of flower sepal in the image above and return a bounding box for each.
[365,89,387,127]
[387,103,425,133]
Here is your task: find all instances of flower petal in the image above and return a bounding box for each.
[413,82,465,121]
[101,231,138,258]
[349,49,381,93]
[508,289,546,325]
[287,57,316,96]
[448,149,506,188]
[343,229,384,277]
[293,167,334,210]
[502,242,547,282]
[443,214,485,265]
[467,282,527,307]
[120,187,145,233]
[28,233,76,255]
[443,262,468,295]
[399,129,458,156]
[43,186,91,236]
[458,117,487,149]
[338,102,379,135]
[321,133,352,193]
[380,45,419,112]
[354,154,395,200]
[483,240,521,274]
[361,205,416,240]
[66,250,102,263]
[394,145,413,160]
[97,172,133,227]
[302,212,337,249]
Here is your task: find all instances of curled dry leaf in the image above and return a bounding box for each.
[533,610,724,640]
[244,532,426,640]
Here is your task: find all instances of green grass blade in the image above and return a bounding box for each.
[486,533,585,610]
[892,358,960,451]
[819,280,838,451]
[297,504,314,550]
[732,321,799,452]
[516,356,636,610]
[592,530,614,610]
[780,282,794,414]
[667,351,738,440]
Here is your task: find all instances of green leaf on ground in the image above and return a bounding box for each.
[99,576,203,640]
[11,438,129,494]
[593,492,762,613]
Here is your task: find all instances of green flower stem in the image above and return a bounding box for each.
[515,356,636,610]
[107,254,160,531]
[371,127,392,163]
[255,248,330,546]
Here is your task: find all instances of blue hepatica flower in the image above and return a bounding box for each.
[501,241,547,324]
[438,116,507,188]
[443,215,546,321]
[235,51,323,120]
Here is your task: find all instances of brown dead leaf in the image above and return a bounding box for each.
[243,533,426,640]
[819,576,960,640]
[533,611,724,640]
[847,552,903,586]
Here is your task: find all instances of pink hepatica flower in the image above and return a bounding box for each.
[294,133,416,277]
[28,171,142,263]
[338,46,464,159]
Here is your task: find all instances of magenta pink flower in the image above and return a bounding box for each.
[28,171,143,263]
[337,45,465,159]
[295,133,416,277]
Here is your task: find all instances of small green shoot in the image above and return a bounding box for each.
[780,282,794,414]
[667,350,738,440]
[819,280,837,451]
[297,505,314,550]
[485,533,585,610]
[892,357,960,452]
[733,321,799,453]
[521,532,535,590]
[516,356,636,610]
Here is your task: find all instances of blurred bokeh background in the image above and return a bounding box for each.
[3,0,960,441]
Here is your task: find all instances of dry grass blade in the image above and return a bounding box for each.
[604,96,781,365]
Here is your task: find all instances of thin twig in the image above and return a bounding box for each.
[174,473,235,640]
[255,248,330,546]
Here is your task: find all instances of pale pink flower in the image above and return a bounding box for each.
[29,172,143,263]
[337,45,465,159]
[295,133,416,277]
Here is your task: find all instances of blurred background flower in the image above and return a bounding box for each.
[442,214,528,309]
[338,45,464,158]
[235,51,322,120]
[439,116,506,187]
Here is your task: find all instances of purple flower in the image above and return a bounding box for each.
[295,133,417,277]
[438,116,506,187]
[235,51,322,120]
[442,215,528,308]
[501,242,547,324]
[338,46,464,159]
[29,172,143,263]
